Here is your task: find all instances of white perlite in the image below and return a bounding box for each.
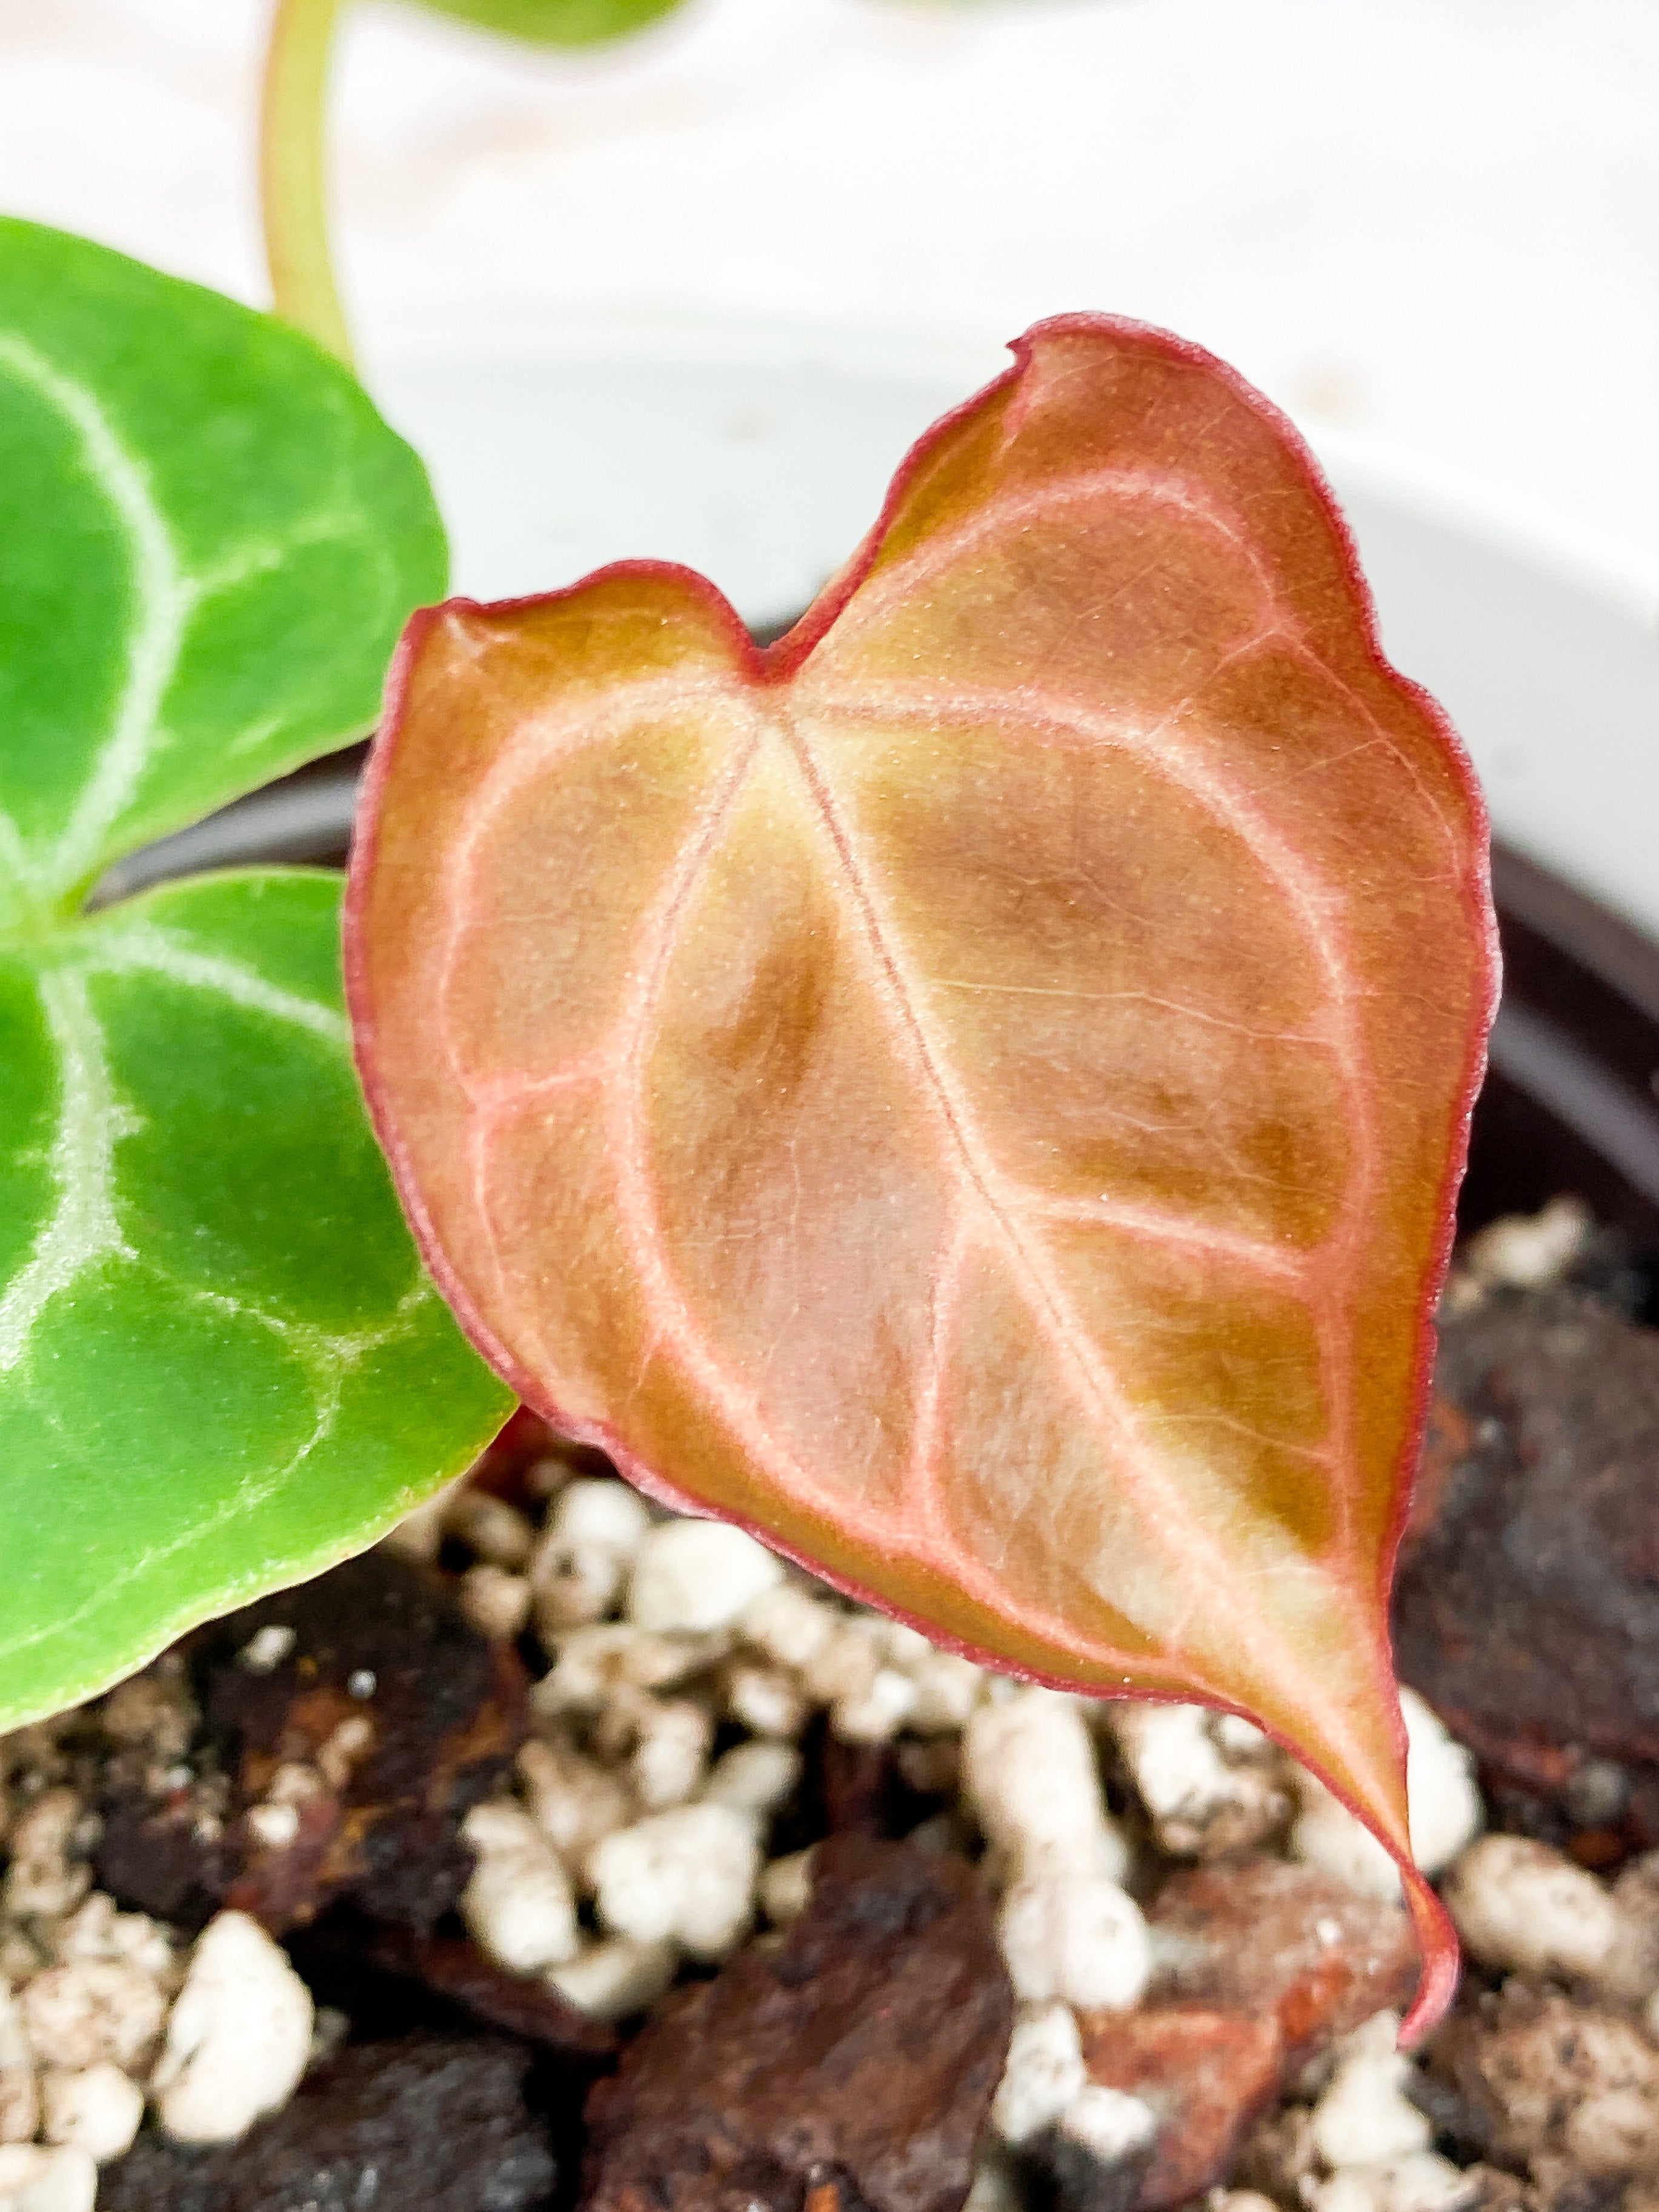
[1310,2012,1432,2171]
[517,1736,634,1881]
[236,1624,295,1675]
[723,1662,808,1741]
[151,1910,313,2144]
[379,1473,464,1564]
[531,1478,652,1632]
[627,1521,783,1633]
[989,2001,1089,2146]
[0,2143,96,2212]
[38,2066,143,2164]
[590,1802,760,1961]
[1058,2082,1157,2163]
[547,1478,653,1559]
[1400,1691,1483,1874]
[963,1690,1129,1885]
[445,1489,534,1570]
[833,1667,918,1745]
[700,1741,802,1818]
[459,1800,581,1973]
[0,1986,36,2146]
[547,1938,677,2024]
[1293,1690,1481,1898]
[1293,1782,1401,1901]
[905,1650,985,1735]
[996,1874,1151,2011]
[536,1625,708,1715]
[460,1563,533,1642]
[3,1796,90,1922]
[52,1896,175,1987]
[759,1848,816,1927]
[1304,2154,1479,2212]
[1441,1834,1653,1998]
[1460,1195,1590,1292]
[737,1584,836,1672]
[1108,1702,1290,1858]
[245,1801,301,1852]
[800,1619,887,1709]
[628,1697,714,1812]
[20,1962,165,2074]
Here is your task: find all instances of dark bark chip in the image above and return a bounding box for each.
[98,2034,556,2212]
[96,1549,528,1933]
[579,1833,1014,2212]
[1144,1857,1418,2067]
[1397,1289,1659,1839]
[1078,2005,1282,2208]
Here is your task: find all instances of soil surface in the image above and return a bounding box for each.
[1,1207,1655,2212]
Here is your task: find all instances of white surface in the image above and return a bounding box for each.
[3,0,1659,594]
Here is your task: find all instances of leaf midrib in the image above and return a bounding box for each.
[0,336,381,919]
[0,332,190,908]
[762,697,1392,1769]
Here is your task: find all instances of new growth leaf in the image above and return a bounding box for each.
[347,316,1498,2039]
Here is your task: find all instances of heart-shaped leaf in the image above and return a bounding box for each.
[0,222,511,1730]
[409,0,685,44]
[347,316,1498,2036]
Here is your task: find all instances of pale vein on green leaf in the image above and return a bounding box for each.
[0,965,136,1372]
[0,1280,444,1671]
[85,920,350,1047]
[0,336,190,897]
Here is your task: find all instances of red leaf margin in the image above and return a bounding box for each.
[345,314,1500,2044]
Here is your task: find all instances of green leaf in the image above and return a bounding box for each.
[409,0,685,45]
[0,219,446,909]
[0,870,511,1732]
[0,224,510,1729]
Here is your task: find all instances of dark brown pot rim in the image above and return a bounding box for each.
[1475,848,1659,1245]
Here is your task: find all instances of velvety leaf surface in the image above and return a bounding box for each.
[0,223,511,1730]
[348,316,1497,2035]
[0,871,511,1730]
[409,0,684,44]
[0,219,445,906]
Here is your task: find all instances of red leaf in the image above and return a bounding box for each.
[346,316,1497,2040]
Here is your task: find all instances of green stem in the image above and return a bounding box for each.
[261,0,354,367]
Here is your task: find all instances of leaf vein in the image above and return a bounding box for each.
[83,922,349,1046]
[0,336,193,892]
[0,967,135,1372]
[775,700,1378,1765]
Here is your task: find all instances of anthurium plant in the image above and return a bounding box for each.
[344,317,1497,2036]
[0,219,512,1732]
[0,0,1497,2052]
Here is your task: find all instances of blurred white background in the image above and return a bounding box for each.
[1,0,1655,588]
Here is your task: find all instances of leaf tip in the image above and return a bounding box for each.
[1398,1869,1461,2048]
